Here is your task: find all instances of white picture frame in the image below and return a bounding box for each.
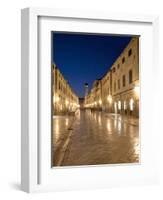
[21,7,159,193]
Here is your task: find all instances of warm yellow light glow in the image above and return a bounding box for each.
[53,95,55,103]
[65,100,69,105]
[53,95,59,103]
[118,101,121,110]
[134,85,140,97]
[134,141,140,155]
[98,115,101,125]
[107,95,112,104]
[99,100,102,105]
[114,118,117,128]
[65,118,68,126]
[130,98,134,111]
[74,103,79,108]
[107,119,111,133]
[118,120,122,132]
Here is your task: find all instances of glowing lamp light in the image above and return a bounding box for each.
[65,118,68,126]
[118,101,121,110]
[53,95,59,103]
[130,98,134,111]
[99,100,102,105]
[107,95,112,103]
[65,100,69,105]
[134,85,140,97]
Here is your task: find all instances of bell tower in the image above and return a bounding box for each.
[84,83,88,97]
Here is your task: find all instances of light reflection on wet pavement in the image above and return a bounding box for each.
[53,116,74,145]
[53,110,139,166]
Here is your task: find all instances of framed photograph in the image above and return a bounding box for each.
[21,8,159,193]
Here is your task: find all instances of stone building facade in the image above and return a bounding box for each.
[52,64,79,115]
[84,79,102,110]
[101,70,112,112]
[84,37,139,117]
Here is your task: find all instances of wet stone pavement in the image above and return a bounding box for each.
[52,110,139,167]
[52,115,75,165]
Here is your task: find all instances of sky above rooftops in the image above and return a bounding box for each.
[52,32,132,98]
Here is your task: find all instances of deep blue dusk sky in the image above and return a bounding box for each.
[52,33,131,98]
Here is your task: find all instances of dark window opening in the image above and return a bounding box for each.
[128,48,132,57]
[129,70,133,84]
[122,57,125,64]
[114,82,116,92]
[122,75,126,87]
[118,79,120,89]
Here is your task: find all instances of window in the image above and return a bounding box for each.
[114,82,116,92]
[55,71,57,82]
[122,75,126,87]
[122,57,125,64]
[112,67,116,72]
[118,79,120,89]
[117,64,120,69]
[128,48,132,57]
[129,70,133,84]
